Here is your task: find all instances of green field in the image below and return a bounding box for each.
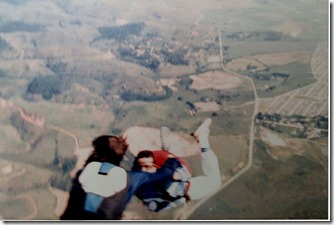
[189,139,328,219]
[246,61,316,98]
[0,196,32,219]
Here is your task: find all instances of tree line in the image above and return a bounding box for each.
[98,22,145,41]
[120,86,172,102]
[25,75,70,100]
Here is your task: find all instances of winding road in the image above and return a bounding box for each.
[176,29,260,220]
[177,29,326,220]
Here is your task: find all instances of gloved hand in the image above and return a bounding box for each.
[163,158,182,171]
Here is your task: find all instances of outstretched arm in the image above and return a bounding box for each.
[127,158,182,203]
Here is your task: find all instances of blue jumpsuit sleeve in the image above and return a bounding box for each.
[162,158,182,170]
[126,158,182,204]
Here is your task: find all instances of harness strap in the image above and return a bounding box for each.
[98,162,115,175]
[84,193,104,213]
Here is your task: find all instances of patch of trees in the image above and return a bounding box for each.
[118,46,161,71]
[118,41,190,70]
[160,48,189,65]
[49,155,76,191]
[26,75,70,100]
[272,72,289,79]
[265,86,276,92]
[10,112,40,142]
[226,31,283,41]
[152,13,161,19]
[0,37,11,52]
[186,101,197,112]
[247,64,258,70]
[263,31,282,41]
[179,77,193,89]
[177,96,183,101]
[59,20,82,28]
[61,157,77,173]
[2,0,25,5]
[216,92,240,102]
[256,113,328,130]
[141,58,160,71]
[120,51,160,71]
[0,69,6,77]
[252,72,272,81]
[98,22,145,41]
[120,86,172,102]
[118,46,135,58]
[252,73,272,80]
[95,76,115,100]
[256,112,282,122]
[195,61,206,73]
[49,173,72,191]
[273,72,289,84]
[0,21,44,33]
[293,155,324,172]
[110,127,122,136]
[250,72,289,84]
[46,59,68,74]
[314,115,328,129]
[226,31,253,41]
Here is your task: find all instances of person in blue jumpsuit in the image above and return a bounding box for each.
[60,135,182,220]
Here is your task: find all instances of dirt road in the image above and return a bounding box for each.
[176,30,260,220]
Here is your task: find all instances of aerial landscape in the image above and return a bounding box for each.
[0,0,329,220]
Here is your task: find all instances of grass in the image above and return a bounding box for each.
[111,79,254,136]
[112,99,197,134]
[0,153,66,220]
[0,106,29,153]
[0,196,32,219]
[188,139,328,220]
[26,188,58,220]
[6,161,53,191]
[0,123,27,154]
[240,61,316,98]
[225,40,318,60]
[212,103,254,135]
[184,134,249,178]
[212,135,249,174]
[0,159,55,220]
[11,97,114,147]
[56,132,77,159]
